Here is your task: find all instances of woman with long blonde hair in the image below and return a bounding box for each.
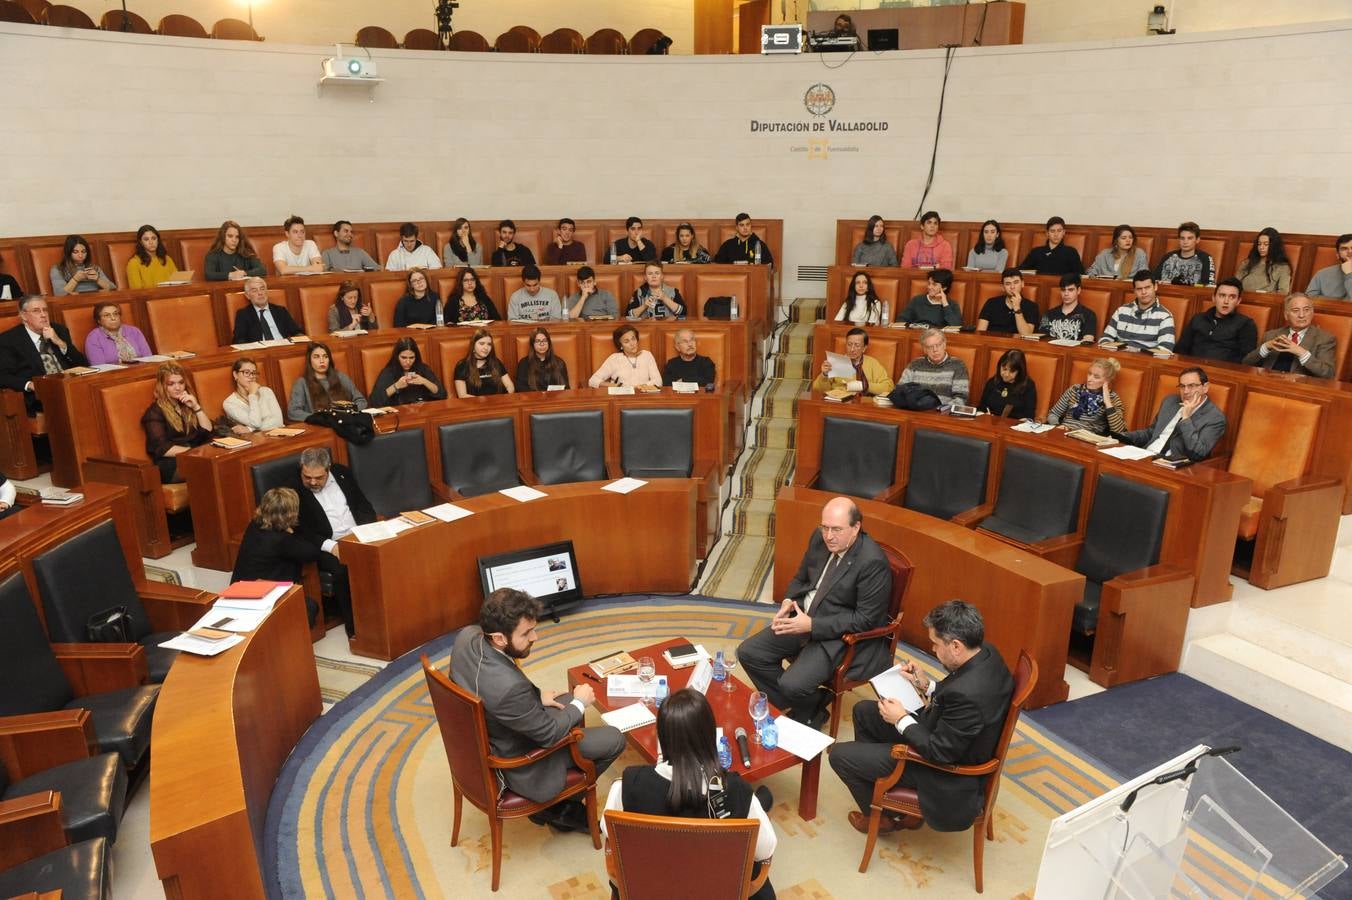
[140,362,212,482]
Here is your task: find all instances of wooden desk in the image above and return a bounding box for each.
[341,479,699,661]
[808,3,1024,49]
[149,585,320,900]
[774,486,1082,709]
[567,637,821,820]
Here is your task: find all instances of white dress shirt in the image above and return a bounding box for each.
[311,474,356,552]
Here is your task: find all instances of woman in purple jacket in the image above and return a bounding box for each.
[84,302,153,364]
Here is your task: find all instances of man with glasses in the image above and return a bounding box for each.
[232,276,304,343]
[811,327,895,397]
[738,496,892,728]
[1242,292,1337,379]
[1119,366,1227,462]
[289,446,376,638]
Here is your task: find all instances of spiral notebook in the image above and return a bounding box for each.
[600,703,656,733]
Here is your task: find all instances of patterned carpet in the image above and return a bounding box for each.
[265,596,1120,899]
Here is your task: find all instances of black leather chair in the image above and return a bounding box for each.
[979,446,1084,544]
[31,521,179,683]
[346,429,435,516]
[439,417,523,497]
[901,429,990,520]
[249,451,304,505]
[815,416,900,501]
[1,754,127,844]
[0,836,112,900]
[620,407,693,478]
[530,410,607,484]
[0,572,158,772]
[1073,473,1169,634]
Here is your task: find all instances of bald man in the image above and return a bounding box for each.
[738,497,893,727]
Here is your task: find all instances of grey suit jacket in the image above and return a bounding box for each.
[1121,395,1227,461]
[1241,324,1338,380]
[784,530,893,679]
[449,626,583,802]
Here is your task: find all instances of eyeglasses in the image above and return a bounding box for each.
[238,369,258,377]
[819,525,851,535]
[1178,381,1203,390]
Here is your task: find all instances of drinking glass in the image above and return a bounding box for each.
[722,647,738,692]
[637,656,655,704]
[749,692,770,744]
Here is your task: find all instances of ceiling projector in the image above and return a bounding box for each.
[322,56,379,79]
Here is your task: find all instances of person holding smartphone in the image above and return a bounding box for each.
[50,234,115,295]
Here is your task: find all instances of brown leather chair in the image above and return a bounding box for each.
[354,25,398,49]
[99,9,150,32]
[175,235,215,280]
[297,285,341,336]
[446,29,489,51]
[605,810,771,900]
[403,28,441,50]
[40,4,94,28]
[493,30,533,53]
[1067,357,1146,428]
[144,294,219,354]
[586,28,628,55]
[210,17,261,41]
[1019,350,1061,421]
[64,300,134,363]
[0,0,38,24]
[512,331,584,388]
[540,27,584,54]
[104,240,137,289]
[629,28,666,55]
[824,542,912,737]
[156,13,207,38]
[855,651,1037,893]
[1312,311,1352,381]
[15,0,46,19]
[420,655,600,892]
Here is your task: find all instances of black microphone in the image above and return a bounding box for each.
[734,727,752,768]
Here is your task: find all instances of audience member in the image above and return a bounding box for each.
[1175,279,1256,363]
[205,220,267,281]
[392,269,443,327]
[443,217,483,267]
[663,328,716,387]
[1019,216,1083,275]
[491,220,536,267]
[0,256,24,300]
[897,328,967,405]
[322,220,380,272]
[588,323,662,389]
[50,234,115,295]
[1086,224,1148,280]
[447,267,501,323]
[292,447,371,636]
[221,356,283,434]
[813,327,895,397]
[125,224,178,289]
[835,272,884,326]
[232,276,304,342]
[84,302,152,364]
[1242,292,1337,378]
[141,362,211,483]
[385,222,440,271]
[965,219,1007,272]
[372,337,445,404]
[328,280,377,333]
[1306,233,1352,299]
[898,269,962,327]
[288,342,367,421]
[900,211,954,269]
[852,215,899,267]
[977,268,1039,335]
[976,348,1037,419]
[662,223,712,264]
[454,328,514,397]
[1156,222,1215,286]
[626,262,686,320]
[714,213,775,265]
[830,600,1012,836]
[1046,358,1126,435]
[514,327,570,392]
[507,265,563,320]
[0,296,88,413]
[739,496,891,726]
[0,475,17,519]
[1120,367,1226,461]
[1100,271,1176,352]
[565,266,619,319]
[543,217,587,265]
[1038,273,1098,342]
[272,215,325,275]
[828,12,861,49]
[610,216,657,264]
[231,487,328,629]
[1234,227,1291,294]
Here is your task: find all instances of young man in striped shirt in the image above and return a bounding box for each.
[1100,270,1176,353]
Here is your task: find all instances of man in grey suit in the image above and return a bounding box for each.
[1120,366,1227,462]
[1241,292,1338,379]
[450,588,625,833]
[739,496,892,727]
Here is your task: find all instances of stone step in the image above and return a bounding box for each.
[751,418,796,450]
[1227,599,1352,683]
[727,499,777,536]
[774,356,813,379]
[790,298,824,324]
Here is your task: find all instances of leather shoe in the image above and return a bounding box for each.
[848,810,922,835]
[529,800,590,834]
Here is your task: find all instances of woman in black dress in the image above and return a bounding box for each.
[976,348,1038,419]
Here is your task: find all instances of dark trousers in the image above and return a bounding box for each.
[154,456,182,484]
[318,555,354,637]
[829,700,919,814]
[737,626,835,722]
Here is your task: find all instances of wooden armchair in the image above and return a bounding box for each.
[856,651,1037,894]
[526,408,622,485]
[0,387,43,480]
[420,656,601,892]
[0,794,112,898]
[900,428,992,522]
[604,810,770,900]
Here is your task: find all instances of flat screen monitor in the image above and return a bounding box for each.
[868,28,900,51]
[477,540,583,620]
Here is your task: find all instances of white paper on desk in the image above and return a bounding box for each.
[1010,420,1054,434]
[351,521,403,543]
[602,477,647,495]
[135,354,173,362]
[546,384,567,392]
[601,703,656,733]
[1100,445,1155,461]
[608,385,636,395]
[825,351,855,379]
[687,658,713,695]
[90,363,127,372]
[606,674,646,698]
[230,342,265,351]
[1047,338,1082,347]
[869,665,926,712]
[424,502,473,523]
[331,329,368,338]
[500,485,547,502]
[159,632,244,657]
[773,716,835,760]
[194,608,268,633]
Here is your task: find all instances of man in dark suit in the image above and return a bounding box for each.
[450,588,625,833]
[0,296,89,413]
[289,446,374,637]
[739,496,892,726]
[231,276,304,343]
[1120,366,1227,462]
[830,600,1013,835]
[1241,292,1337,379]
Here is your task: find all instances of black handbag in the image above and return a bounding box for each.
[888,383,941,411]
[306,407,375,445]
[87,606,132,643]
[702,296,732,319]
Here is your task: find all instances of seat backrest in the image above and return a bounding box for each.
[530,410,606,484]
[493,29,537,53]
[355,25,398,48]
[144,294,219,353]
[990,446,1084,541]
[421,656,499,813]
[439,417,521,497]
[211,17,260,40]
[817,415,899,499]
[157,13,208,38]
[629,27,666,54]
[15,0,47,20]
[176,235,215,279]
[586,28,627,54]
[105,239,137,286]
[100,8,150,32]
[42,4,95,28]
[540,27,584,53]
[512,332,584,389]
[0,1,38,24]
[1227,392,1321,498]
[1077,473,1168,585]
[0,571,73,716]
[97,379,155,462]
[297,285,338,337]
[621,407,693,478]
[606,810,760,900]
[1019,350,1060,421]
[249,452,303,509]
[403,28,441,50]
[345,428,435,515]
[65,300,134,360]
[981,651,1038,817]
[446,29,489,51]
[33,519,147,643]
[902,429,989,520]
[1312,312,1352,381]
[28,243,64,295]
[1237,302,1273,337]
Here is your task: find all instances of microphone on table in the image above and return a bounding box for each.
[734,727,752,768]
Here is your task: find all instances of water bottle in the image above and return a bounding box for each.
[881,300,891,325]
[434,301,444,326]
[717,735,733,770]
[654,676,668,708]
[761,718,778,751]
[729,295,739,320]
[712,650,727,683]
[754,244,762,265]
[560,300,569,322]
